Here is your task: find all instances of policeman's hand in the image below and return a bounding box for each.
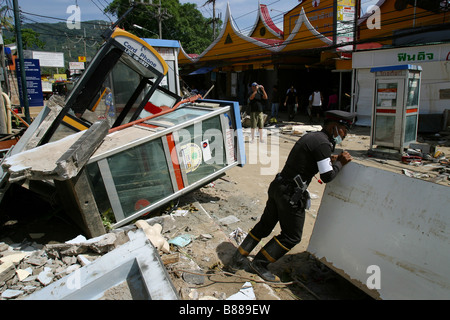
[337,151,352,166]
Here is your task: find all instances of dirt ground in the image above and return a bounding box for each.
[1,111,449,300]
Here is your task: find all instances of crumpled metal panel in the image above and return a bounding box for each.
[307,162,450,300]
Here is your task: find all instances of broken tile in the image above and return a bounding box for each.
[77,255,91,267]
[26,256,47,267]
[0,252,27,265]
[16,269,32,281]
[22,285,37,293]
[62,256,77,265]
[37,267,54,286]
[1,289,24,299]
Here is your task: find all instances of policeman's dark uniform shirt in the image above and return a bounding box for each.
[280,129,342,185]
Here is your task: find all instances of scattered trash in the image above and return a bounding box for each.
[402,155,422,164]
[229,228,247,245]
[182,271,205,285]
[171,209,189,217]
[227,282,256,300]
[402,169,430,179]
[197,234,213,241]
[135,220,170,253]
[219,215,240,226]
[168,234,193,248]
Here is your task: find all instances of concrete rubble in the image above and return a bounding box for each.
[0,214,182,300]
[0,229,129,299]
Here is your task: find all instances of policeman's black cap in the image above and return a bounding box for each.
[324,110,356,129]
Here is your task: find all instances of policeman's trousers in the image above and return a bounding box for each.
[250,178,306,250]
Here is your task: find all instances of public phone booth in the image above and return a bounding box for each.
[369,64,422,158]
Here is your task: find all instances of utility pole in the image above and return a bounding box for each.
[203,0,217,39]
[13,0,30,124]
[139,0,171,39]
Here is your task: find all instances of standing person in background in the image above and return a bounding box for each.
[284,85,298,121]
[270,85,281,124]
[310,88,323,122]
[248,82,268,143]
[327,88,338,111]
[104,87,116,127]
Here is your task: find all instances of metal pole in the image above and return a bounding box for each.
[13,0,30,124]
[158,0,162,39]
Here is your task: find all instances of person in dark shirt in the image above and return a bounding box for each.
[248,82,268,143]
[227,110,356,282]
[284,85,298,121]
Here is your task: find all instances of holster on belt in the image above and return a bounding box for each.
[277,173,310,208]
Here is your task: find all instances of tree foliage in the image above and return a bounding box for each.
[105,0,218,54]
[20,28,45,50]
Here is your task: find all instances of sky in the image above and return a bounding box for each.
[14,0,377,34]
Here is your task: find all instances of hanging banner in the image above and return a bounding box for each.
[15,58,44,107]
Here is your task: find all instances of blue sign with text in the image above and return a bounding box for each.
[16,58,44,107]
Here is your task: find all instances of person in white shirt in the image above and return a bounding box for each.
[309,89,323,122]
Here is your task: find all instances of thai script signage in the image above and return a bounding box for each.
[352,43,450,69]
[397,51,434,62]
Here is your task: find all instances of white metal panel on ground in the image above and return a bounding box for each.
[307,162,450,300]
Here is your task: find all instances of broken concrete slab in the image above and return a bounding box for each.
[0,252,27,265]
[1,120,109,182]
[25,229,179,300]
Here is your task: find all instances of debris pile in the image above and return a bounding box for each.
[0,231,129,300]
[401,143,450,184]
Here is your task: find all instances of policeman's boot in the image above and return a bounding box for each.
[227,232,260,273]
[250,237,290,282]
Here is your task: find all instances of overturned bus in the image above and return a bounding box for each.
[1,27,245,237]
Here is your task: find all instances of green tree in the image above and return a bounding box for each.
[105,0,219,54]
[20,28,45,50]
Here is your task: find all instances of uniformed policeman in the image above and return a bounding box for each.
[227,110,356,282]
